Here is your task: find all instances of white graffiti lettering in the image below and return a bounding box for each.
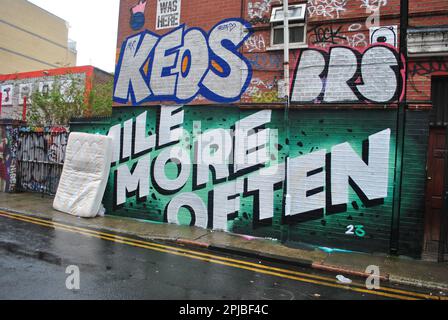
[307,0,348,19]
[109,107,392,232]
[360,0,388,11]
[114,19,253,105]
[244,34,266,53]
[291,45,404,104]
[248,0,272,19]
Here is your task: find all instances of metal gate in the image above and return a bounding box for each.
[16,128,69,195]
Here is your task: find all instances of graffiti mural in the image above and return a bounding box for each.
[103,0,436,257]
[114,18,254,105]
[291,45,405,104]
[109,108,391,226]
[69,106,421,254]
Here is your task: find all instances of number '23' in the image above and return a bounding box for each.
[345,225,366,237]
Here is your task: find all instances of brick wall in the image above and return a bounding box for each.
[89,0,447,257]
[71,106,429,257]
[407,0,448,107]
[399,109,430,256]
[408,58,448,106]
[114,0,448,107]
[113,0,447,107]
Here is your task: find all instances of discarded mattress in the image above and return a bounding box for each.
[53,132,113,218]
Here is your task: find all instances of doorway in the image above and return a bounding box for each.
[423,77,448,261]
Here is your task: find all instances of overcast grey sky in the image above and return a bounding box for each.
[29,0,120,73]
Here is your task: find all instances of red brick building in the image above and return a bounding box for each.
[90,0,448,260]
[0,66,112,120]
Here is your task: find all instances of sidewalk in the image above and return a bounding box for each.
[1,192,447,293]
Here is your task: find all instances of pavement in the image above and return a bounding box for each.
[1,192,447,293]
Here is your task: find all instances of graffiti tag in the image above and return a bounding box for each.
[410,61,448,77]
[310,25,346,45]
[307,0,348,19]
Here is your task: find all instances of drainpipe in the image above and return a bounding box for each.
[282,0,291,243]
[390,0,409,255]
[283,0,290,108]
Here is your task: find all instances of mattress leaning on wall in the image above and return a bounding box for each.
[53,132,113,218]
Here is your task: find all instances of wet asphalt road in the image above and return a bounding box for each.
[0,214,397,300]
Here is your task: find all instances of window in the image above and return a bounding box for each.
[270,4,306,23]
[270,4,307,49]
[430,77,448,126]
[272,25,305,45]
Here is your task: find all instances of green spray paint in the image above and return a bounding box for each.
[71,107,428,256]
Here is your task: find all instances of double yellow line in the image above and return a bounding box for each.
[0,210,445,301]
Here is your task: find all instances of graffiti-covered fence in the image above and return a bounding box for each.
[0,122,19,193]
[16,127,69,195]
